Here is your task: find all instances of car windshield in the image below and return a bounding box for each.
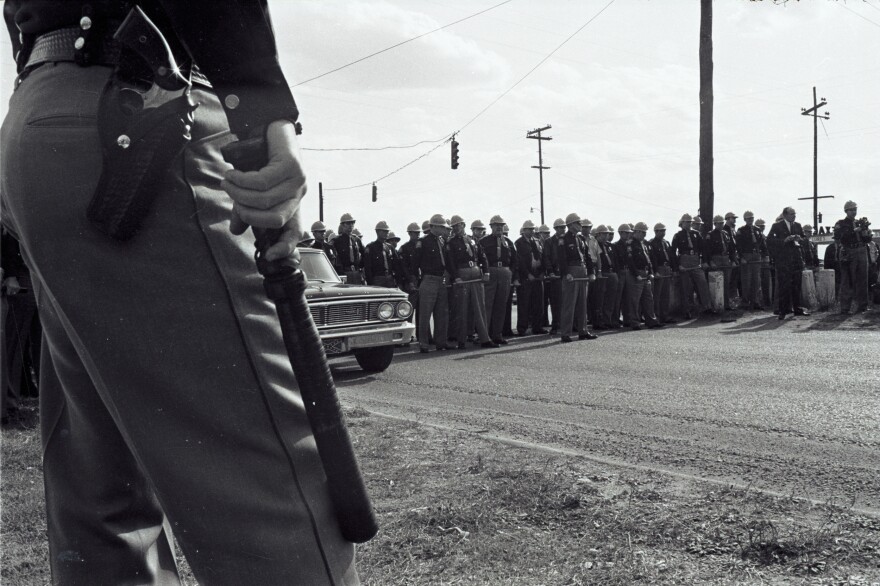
[299,249,342,283]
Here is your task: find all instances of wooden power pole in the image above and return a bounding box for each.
[800,87,830,229]
[698,0,714,234]
[527,125,552,225]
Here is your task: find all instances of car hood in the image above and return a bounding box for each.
[305,282,406,301]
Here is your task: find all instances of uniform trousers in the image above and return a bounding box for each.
[625,273,659,327]
[838,246,870,312]
[547,278,562,331]
[600,272,619,328]
[652,267,672,322]
[1,62,356,585]
[418,275,449,349]
[560,267,589,337]
[710,255,733,310]
[453,268,491,343]
[776,263,804,315]
[678,266,710,314]
[739,253,762,307]
[516,278,544,334]
[484,267,512,341]
[587,275,605,326]
[447,285,458,340]
[615,270,629,326]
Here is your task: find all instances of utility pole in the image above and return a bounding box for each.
[318,181,324,222]
[526,125,552,225]
[800,87,830,229]
[698,0,714,234]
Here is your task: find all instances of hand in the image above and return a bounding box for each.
[482,273,490,282]
[2,277,21,295]
[701,263,709,270]
[221,120,306,262]
[527,274,535,281]
[455,277,463,284]
[588,274,596,282]
[512,280,521,287]
[565,274,573,282]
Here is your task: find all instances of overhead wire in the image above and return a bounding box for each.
[291,0,516,87]
[324,0,617,191]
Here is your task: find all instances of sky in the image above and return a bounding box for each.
[3,0,879,238]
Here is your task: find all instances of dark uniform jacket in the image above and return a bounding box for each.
[801,239,820,269]
[767,219,805,270]
[722,225,739,260]
[514,235,544,281]
[542,234,562,275]
[706,227,737,263]
[557,231,595,277]
[735,225,768,257]
[612,239,631,273]
[362,240,399,284]
[445,234,488,281]
[411,233,448,279]
[6,1,299,138]
[481,234,515,269]
[332,234,365,274]
[398,239,419,284]
[311,240,337,267]
[833,217,873,250]
[626,238,654,276]
[649,237,676,272]
[670,228,705,263]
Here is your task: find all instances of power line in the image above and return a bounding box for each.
[456,0,617,134]
[302,136,449,152]
[323,0,616,191]
[291,0,516,87]
[839,2,880,28]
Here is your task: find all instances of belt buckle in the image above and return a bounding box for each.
[468,261,475,267]
[496,262,503,267]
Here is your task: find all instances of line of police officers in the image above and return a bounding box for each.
[300,200,874,351]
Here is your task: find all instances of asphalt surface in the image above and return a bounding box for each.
[332,310,880,515]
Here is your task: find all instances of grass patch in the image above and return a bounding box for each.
[3,399,879,585]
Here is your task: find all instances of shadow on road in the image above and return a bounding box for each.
[718,315,788,334]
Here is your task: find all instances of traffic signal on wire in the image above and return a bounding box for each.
[372,183,377,202]
[451,139,459,169]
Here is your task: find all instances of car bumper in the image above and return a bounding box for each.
[319,321,415,355]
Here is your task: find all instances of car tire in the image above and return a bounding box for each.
[353,346,395,373]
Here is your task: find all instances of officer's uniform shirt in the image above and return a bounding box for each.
[332,234,365,273]
[446,234,488,280]
[481,234,515,269]
[706,227,737,263]
[627,238,654,275]
[735,225,767,257]
[649,237,675,272]
[312,240,337,267]
[412,233,449,279]
[398,239,419,283]
[722,224,739,260]
[515,235,545,281]
[597,240,617,273]
[671,228,705,263]
[834,217,873,250]
[801,238,820,268]
[363,239,397,283]
[558,231,595,276]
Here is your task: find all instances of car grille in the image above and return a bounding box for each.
[309,301,385,327]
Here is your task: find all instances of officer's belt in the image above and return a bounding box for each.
[25,27,210,86]
[491,262,507,267]
[456,261,476,269]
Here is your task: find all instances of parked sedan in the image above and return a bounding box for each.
[298,248,414,372]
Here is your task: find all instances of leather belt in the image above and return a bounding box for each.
[494,262,505,267]
[24,27,210,87]
[457,261,476,268]
[567,262,584,267]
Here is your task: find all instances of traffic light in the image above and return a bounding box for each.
[817,212,823,224]
[371,183,377,202]
[451,139,459,169]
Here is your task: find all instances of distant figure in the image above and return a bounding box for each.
[767,207,810,320]
[833,201,873,314]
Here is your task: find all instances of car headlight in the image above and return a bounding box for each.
[396,300,413,319]
[377,302,395,320]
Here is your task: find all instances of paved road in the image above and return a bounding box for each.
[332,311,880,514]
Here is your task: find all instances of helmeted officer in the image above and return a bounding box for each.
[707,214,738,312]
[558,213,597,342]
[834,200,874,314]
[580,218,604,330]
[482,215,515,344]
[446,216,496,349]
[671,213,710,318]
[613,223,633,327]
[626,222,663,329]
[649,223,676,323]
[399,222,422,325]
[471,219,487,241]
[543,218,567,334]
[723,211,741,305]
[754,218,775,307]
[501,223,517,338]
[735,211,768,310]
[363,221,400,288]
[311,220,336,267]
[593,225,618,329]
[333,212,365,284]
[514,219,547,335]
[536,223,553,328]
[412,214,452,351]
[767,207,810,319]
[801,224,820,270]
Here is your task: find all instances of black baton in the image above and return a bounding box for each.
[222,134,378,544]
